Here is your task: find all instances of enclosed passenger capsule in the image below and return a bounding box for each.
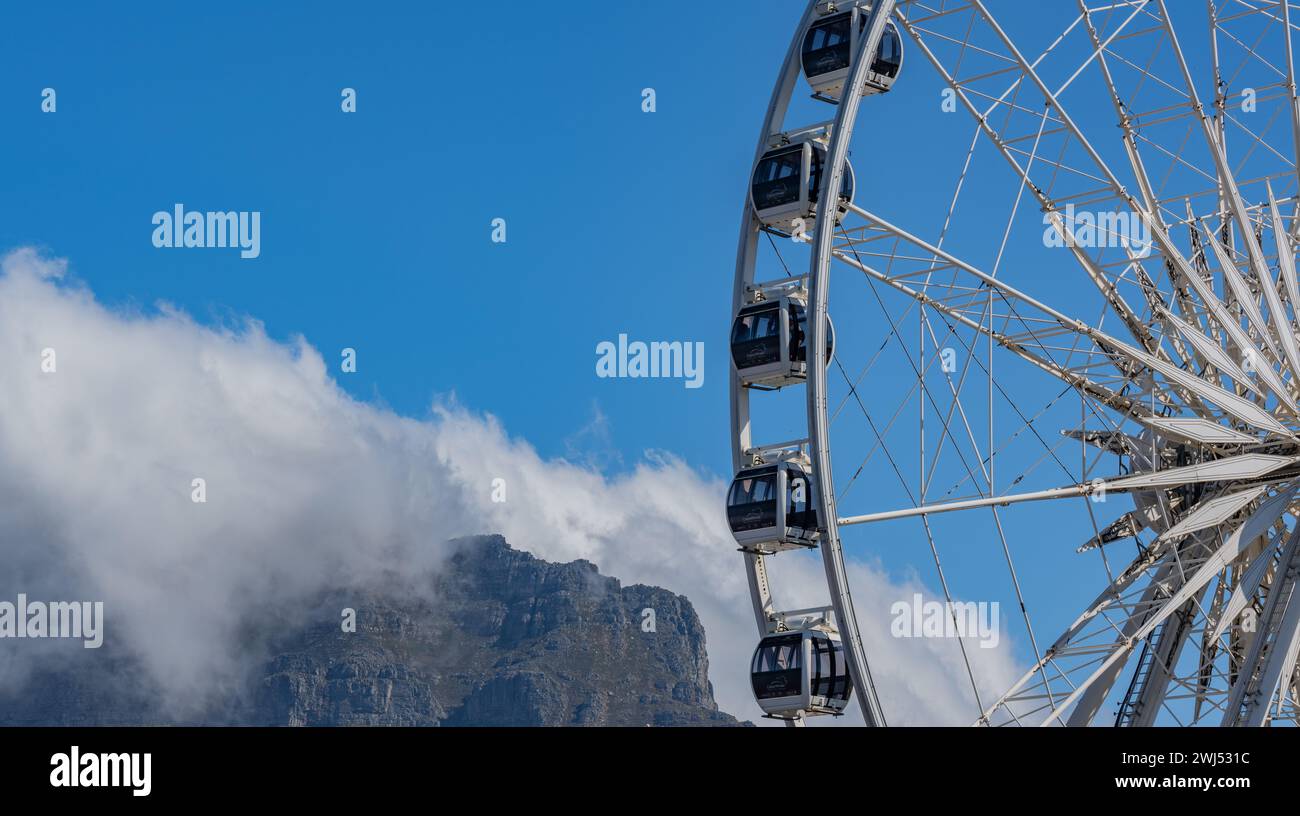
[731,296,835,389]
[750,138,854,234]
[802,6,903,100]
[751,630,853,718]
[727,459,820,553]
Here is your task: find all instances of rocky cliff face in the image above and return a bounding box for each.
[0,535,743,726]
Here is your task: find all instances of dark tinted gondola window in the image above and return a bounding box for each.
[789,303,834,367]
[753,148,803,210]
[733,306,783,370]
[732,308,780,343]
[802,13,852,78]
[789,303,807,363]
[830,639,853,701]
[809,147,823,204]
[727,471,778,532]
[728,473,776,506]
[787,471,815,531]
[871,22,903,77]
[811,636,833,697]
[751,634,804,700]
[808,147,853,206]
[752,638,801,673]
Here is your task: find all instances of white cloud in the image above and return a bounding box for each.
[0,248,1022,724]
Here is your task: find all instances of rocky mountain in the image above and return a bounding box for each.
[0,535,744,726]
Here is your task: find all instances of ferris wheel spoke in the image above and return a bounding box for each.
[1206,227,1300,382]
[978,483,1299,725]
[1149,223,1299,412]
[1280,0,1300,197]
[829,334,1012,723]
[832,366,923,505]
[829,341,1022,725]
[1106,493,1297,725]
[1206,531,1277,646]
[838,453,1300,527]
[1115,592,1209,726]
[1150,0,1300,389]
[1079,0,1232,378]
[1160,0,1300,320]
[832,246,1145,420]
[1158,306,1264,400]
[985,562,1175,726]
[911,0,1300,425]
[835,238,1008,501]
[733,0,1300,725]
[1096,0,1292,211]
[898,1,1191,359]
[1163,525,1294,725]
[1222,520,1300,724]
[1211,0,1300,198]
[833,252,1069,716]
[1268,182,1300,321]
[835,205,1300,438]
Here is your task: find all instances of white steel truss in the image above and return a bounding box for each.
[734,0,1300,726]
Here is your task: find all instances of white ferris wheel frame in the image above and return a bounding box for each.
[732,0,1300,728]
[731,0,898,728]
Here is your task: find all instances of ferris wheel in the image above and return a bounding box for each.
[728,0,1300,726]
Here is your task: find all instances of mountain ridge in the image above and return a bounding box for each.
[0,535,745,727]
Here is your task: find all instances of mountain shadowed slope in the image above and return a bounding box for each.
[0,535,744,727]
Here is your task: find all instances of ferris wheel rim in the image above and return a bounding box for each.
[730,0,898,727]
[733,0,1300,727]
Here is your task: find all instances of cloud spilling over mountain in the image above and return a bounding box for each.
[0,248,1021,724]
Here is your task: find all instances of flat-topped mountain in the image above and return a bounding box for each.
[0,535,743,727]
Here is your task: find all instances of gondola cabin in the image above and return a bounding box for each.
[751,630,853,718]
[801,5,903,100]
[731,296,835,389]
[727,459,820,553]
[750,137,855,234]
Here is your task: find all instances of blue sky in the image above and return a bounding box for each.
[1,1,808,468]
[0,0,1255,717]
